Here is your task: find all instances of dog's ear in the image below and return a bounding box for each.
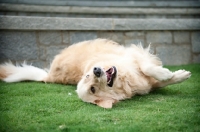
[95,99,116,109]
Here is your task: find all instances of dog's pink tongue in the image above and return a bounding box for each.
[106,72,111,81]
[106,67,113,74]
[106,68,113,82]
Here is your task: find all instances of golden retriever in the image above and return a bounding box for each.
[0,39,191,108]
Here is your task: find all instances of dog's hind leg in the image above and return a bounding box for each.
[152,69,191,88]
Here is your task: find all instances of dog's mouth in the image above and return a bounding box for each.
[106,66,117,87]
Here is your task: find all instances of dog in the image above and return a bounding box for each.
[0,39,191,108]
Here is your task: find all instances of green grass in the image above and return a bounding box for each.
[0,64,200,132]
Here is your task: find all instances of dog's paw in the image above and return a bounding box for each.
[153,67,173,81]
[171,70,191,83]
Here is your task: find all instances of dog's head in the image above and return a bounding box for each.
[76,66,119,108]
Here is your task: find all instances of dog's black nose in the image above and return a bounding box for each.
[93,67,101,77]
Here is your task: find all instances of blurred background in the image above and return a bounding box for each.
[0,0,200,68]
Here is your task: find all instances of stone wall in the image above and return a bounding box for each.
[0,29,199,68]
[1,2,199,19]
[0,0,200,68]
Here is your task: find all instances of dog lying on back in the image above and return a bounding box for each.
[0,39,191,108]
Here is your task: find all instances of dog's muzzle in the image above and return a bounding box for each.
[93,66,117,87]
[93,67,102,77]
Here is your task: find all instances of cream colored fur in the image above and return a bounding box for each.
[0,39,191,108]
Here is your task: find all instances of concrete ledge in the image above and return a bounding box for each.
[1,4,200,15]
[0,16,200,30]
[1,0,200,7]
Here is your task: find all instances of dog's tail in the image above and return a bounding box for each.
[0,62,48,83]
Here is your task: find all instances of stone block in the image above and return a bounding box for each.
[98,32,124,44]
[39,46,46,60]
[63,31,69,44]
[124,31,145,46]
[156,45,191,65]
[46,45,67,63]
[125,39,145,47]
[70,31,97,44]
[39,31,62,45]
[146,31,172,44]
[191,32,200,53]
[174,31,190,44]
[0,31,38,61]
[193,54,200,63]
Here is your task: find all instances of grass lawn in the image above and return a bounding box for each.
[0,64,200,132]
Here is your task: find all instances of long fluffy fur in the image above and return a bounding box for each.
[0,62,47,82]
[0,39,191,108]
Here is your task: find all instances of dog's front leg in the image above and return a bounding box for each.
[140,64,173,81]
[152,69,191,88]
